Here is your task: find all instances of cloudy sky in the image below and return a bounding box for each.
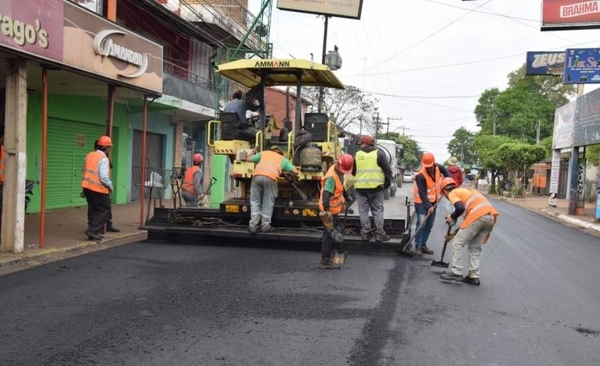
[248,0,600,162]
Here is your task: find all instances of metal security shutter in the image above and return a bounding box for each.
[47,119,106,209]
[131,130,164,201]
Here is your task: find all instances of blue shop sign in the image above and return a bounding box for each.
[563,48,600,84]
[525,51,565,76]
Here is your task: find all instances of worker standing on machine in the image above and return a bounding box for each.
[352,135,393,242]
[181,153,204,207]
[439,177,498,286]
[318,154,354,270]
[246,145,298,234]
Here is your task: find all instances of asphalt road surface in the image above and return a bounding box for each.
[1,186,599,366]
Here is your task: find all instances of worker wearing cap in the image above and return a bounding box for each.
[318,153,354,270]
[81,135,114,241]
[181,152,205,207]
[246,145,298,234]
[352,135,393,242]
[411,151,451,256]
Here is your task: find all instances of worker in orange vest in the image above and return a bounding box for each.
[246,145,298,234]
[439,177,499,286]
[181,153,204,207]
[81,136,114,241]
[318,153,354,269]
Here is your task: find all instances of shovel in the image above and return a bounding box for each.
[431,224,456,268]
[400,200,439,254]
[331,205,350,265]
[197,177,218,207]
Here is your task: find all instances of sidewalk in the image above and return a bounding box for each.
[1,191,599,273]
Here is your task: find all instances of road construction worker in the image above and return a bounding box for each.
[181,153,204,207]
[439,177,499,286]
[352,135,393,242]
[412,151,450,256]
[81,135,114,241]
[246,145,298,234]
[318,153,354,270]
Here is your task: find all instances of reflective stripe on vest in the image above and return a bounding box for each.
[0,146,4,184]
[452,188,498,229]
[182,165,200,194]
[319,165,345,214]
[354,150,383,189]
[81,151,110,194]
[413,166,441,204]
[253,150,284,180]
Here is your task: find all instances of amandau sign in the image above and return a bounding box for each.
[63,1,163,94]
[542,0,600,31]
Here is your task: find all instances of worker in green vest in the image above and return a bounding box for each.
[352,135,393,242]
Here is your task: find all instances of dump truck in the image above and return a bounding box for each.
[142,58,412,252]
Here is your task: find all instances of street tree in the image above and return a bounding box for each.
[303,85,379,133]
[472,134,517,193]
[447,127,476,166]
[496,142,547,196]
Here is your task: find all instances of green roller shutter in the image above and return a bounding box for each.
[46,119,114,209]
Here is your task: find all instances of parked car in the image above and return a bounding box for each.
[402,171,414,183]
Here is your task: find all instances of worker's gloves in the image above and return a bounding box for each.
[445,214,456,225]
[445,231,456,242]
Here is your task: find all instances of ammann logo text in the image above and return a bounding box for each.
[93,29,149,78]
[254,60,290,68]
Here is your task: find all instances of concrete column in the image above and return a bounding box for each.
[1,58,27,253]
[174,122,183,171]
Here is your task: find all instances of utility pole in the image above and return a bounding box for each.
[536,120,541,144]
[386,117,403,134]
[373,112,380,136]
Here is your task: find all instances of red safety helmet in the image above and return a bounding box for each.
[193,153,204,163]
[336,153,354,174]
[97,135,112,147]
[421,151,435,168]
[440,177,457,192]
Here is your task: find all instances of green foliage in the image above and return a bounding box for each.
[447,127,476,165]
[472,134,516,172]
[496,143,547,172]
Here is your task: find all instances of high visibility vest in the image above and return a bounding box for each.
[81,151,110,194]
[253,150,284,181]
[182,165,200,194]
[448,188,498,229]
[0,145,4,184]
[354,150,383,189]
[413,166,441,204]
[319,165,345,214]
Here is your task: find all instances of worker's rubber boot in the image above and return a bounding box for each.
[421,245,434,255]
[319,259,341,270]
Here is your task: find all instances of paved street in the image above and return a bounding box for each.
[0,185,599,365]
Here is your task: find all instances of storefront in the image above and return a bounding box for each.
[0,0,165,252]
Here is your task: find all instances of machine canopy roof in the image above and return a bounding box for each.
[216,59,344,89]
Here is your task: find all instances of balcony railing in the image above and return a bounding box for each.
[163,60,212,90]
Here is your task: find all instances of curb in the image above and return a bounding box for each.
[0,231,148,269]
[539,208,600,233]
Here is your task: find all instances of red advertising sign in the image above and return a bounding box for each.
[542,0,600,30]
[0,0,63,61]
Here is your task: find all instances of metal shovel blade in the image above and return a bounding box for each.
[431,260,449,268]
[331,250,348,265]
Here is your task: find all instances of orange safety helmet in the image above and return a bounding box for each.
[193,153,204,163]
[336,153,354,174]
[440,177,457,192]
[421,151,435,168]
[97,135,112,147]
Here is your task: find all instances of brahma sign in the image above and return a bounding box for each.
[542,0,600,30]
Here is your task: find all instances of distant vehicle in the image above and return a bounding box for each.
[402,171,414,183]
[376,139,403,199]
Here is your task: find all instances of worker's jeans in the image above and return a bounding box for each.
[414,205,436,248]
[182,190,199,207]
[249,175,278,231]
[355,190,386,236]
[450,214,495,278]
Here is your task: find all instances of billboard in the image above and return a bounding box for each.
[277,0,363,19]
[552,101,576,149]
[563,48,600,84]
[574,87,600,146]
[542,0,600,31]
[525,51,565,75]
